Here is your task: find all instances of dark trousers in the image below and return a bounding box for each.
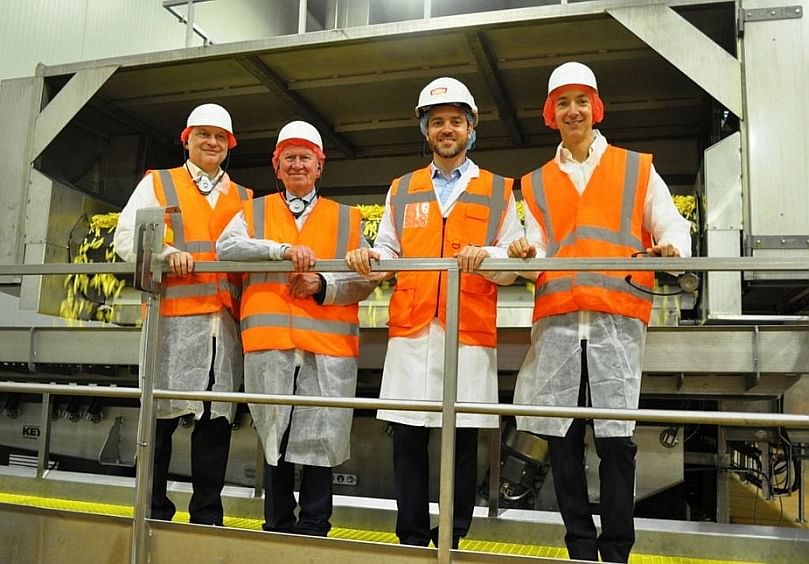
[391,423,478,548]
[151,348,233,525]
[263,412,333,537]
[546,342,637,563]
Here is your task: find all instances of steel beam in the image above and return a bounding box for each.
[608,3,743,117]
[31,65,119,161]
[236,55,355,156]
[465,31,523,145]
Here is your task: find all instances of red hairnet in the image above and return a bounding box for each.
[272,139,327,174]
[180,126,237,149]
[542,85,604,129]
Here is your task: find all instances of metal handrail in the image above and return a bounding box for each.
[2,381,809,429]
[1,255,805,276]
[2,254,807,564]
[193,256,809,273]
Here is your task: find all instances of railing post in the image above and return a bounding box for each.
[131,292,161,564]
[437,263,460,563]
[716,426,730,523]
[131,209,167,564]
[36,391,52,479]
[184,0,195,47]
[798,454,806,524]
[487,424,501,517]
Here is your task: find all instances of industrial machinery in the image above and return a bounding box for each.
[0,1,807,562]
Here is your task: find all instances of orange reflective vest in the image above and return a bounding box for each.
[521,146,655,324]
[240,194,362,357]
[387,166,513,348]
[152,167,252,317]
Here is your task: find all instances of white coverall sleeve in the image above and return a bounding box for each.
[644,165,692,257]
[479,194,522,285]
[215,210,288,261]
[113,173,180,263]
[322,225,379,305]
[368,189,401,260]
[517,201,544,282]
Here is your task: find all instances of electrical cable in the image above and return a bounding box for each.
[626,251,700,296]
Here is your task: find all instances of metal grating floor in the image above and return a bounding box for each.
[0,492,764,563]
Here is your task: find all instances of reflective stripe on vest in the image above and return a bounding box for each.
[535,272,653,303]
[160,169,249,253]
[334,204,352,257]
[529,150,642,257]
[163,282,219,299]
[242,313,359,337]
[252,193,266,239]
[247,272,288,285]
[249,196,355,258]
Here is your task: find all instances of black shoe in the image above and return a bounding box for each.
[293,525,329,537]
[262,523,295,534]
[190,518,224,526]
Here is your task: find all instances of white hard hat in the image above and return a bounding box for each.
[415,77,478,126]
[547,62,598,95]
[181,103,236,148]
[276,120,323,151]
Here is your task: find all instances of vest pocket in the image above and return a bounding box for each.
[458,274,496,332]
[388,276,417,328]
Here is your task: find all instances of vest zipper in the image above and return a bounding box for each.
[435,217,447,318]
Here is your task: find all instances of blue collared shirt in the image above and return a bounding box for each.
[430,159,471,208]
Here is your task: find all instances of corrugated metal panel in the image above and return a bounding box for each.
[79,0,190,62]
[0,0,187,81]
[0,0,312,82]
[1,0,89,79]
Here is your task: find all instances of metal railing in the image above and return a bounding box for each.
[1,251,808,564]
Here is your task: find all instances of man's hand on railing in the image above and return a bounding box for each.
[646,243,681,257]
[167,251,194,277]
[283,244,317,272]
[507,237,537,259]
[455,244,489,273]
[345,248,392,281]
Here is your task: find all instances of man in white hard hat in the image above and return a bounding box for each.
[508,62,692,562]
[114,103,252,525]
[217,120,376,536]
[345,77,523,548]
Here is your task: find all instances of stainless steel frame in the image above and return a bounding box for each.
[1,254,808,563]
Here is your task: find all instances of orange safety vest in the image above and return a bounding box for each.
[521,146,655,324]
[240,194,362,357]
[387,166,513,348]
[151,167,252,317]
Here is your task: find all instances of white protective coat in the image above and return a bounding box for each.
[514,311,644,437]
[153,313,242,421]
[217,196,377,467]
[513,133,691,438]
[245,350,357,466]
[116,166,244,422]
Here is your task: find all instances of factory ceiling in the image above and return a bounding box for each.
[35,1,735,199]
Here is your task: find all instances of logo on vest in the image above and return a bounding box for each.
[403,202,431,229]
